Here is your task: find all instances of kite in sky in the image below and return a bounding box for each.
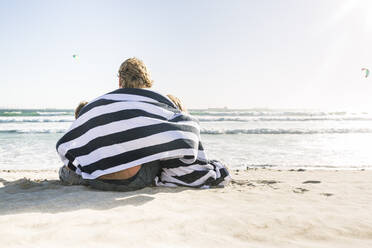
[361,68,369,78]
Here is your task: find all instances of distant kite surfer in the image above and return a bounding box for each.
[361,68,369,78]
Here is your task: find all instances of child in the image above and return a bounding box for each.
[167,94,187,113]
[74,101,88,119]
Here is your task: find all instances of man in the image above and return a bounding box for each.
[57,58,230,191]
[59,58,161,191]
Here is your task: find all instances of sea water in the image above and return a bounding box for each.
[0,108,372,170]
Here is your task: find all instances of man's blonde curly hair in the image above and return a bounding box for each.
[118,57,153,88]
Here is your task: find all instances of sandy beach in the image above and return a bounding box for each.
[0,168,372,248]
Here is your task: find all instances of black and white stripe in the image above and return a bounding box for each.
[56,88,231,187]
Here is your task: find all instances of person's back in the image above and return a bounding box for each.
[58,58,230,190]
[99,58,186,181]
[59,58,185,190]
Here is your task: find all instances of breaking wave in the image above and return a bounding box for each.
[197,116,372,122]
[0,118,73,123]
[2,127,372,135]
[0,110,73,117]
[0,129,66,134]
[190,110,361,117]
[200,128,372,135]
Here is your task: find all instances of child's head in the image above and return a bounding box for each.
[167,94,187,112]
[118,57,153,89]
[74,101,88,119]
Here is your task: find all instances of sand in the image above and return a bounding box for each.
[1,168,372,248]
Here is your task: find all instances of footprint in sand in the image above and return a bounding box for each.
[254,180,280,189]
[289,169,306,172]
[320,193,333,197]
[302,180,321,184]
[231,180,280,189]
[4,178,62,194]
[254,180,280,185]
[293,187,309,194]
[231,179,255,187]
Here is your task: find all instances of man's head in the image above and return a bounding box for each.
[118,57,153,89]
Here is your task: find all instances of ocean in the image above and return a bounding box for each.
[1,108,372,170]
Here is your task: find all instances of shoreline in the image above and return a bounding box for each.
[1,166,371,173]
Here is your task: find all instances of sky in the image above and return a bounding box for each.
[0,0,372,110]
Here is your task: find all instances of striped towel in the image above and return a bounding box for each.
[56,88,231,188]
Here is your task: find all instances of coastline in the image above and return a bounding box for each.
[1,169,372,247]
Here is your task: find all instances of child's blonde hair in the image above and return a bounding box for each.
[167,94,187,112]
